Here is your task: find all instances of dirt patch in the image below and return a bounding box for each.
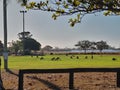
[1,70,120,90]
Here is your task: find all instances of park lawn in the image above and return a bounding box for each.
[1,55,120,69]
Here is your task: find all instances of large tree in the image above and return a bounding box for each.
[96,40,109,53]
[75,40,92,53]
[9,38,41,55]
[9,40,22,55]
[24,38,41,55]
[18,31,41,55]
[20,0,120,26]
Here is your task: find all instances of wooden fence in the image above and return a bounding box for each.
[18,68,120,90]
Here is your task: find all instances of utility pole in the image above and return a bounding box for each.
[3,0,8,70]
[20,10,27,55]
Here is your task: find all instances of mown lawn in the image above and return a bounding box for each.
[1,54,120,69]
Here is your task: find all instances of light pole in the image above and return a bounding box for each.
[20,10,27,55]
[3,0,8,70]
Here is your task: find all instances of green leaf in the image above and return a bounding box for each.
[67,0,72,3]
[52,13,57,20]
[103,11,111,16]
[73,0,80,6]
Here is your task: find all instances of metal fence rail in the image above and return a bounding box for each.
[18,68,120,90]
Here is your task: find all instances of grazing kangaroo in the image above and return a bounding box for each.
[76,56,79,59]
[112,58,117,61]
[55,57,61,60]
[40,57,44,60]
[85,56,88,59]
[51,57,55,60]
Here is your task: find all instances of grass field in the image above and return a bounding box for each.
[1,54,120,69]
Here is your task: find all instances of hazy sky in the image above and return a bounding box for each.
[0,0,120,48]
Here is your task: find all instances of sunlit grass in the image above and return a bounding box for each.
[1,54,120,69]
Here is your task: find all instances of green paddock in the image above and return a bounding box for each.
[1,54,120,69]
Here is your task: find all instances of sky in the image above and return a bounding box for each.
[0,0,120,48]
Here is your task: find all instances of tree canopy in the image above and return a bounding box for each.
[24,38,41,52]
[75,40,110,53]
[9,40,22,55]
[96,40,109,53]
[42,45,53,51]
[21,0,120,26]
[18,31,32,40]
[75,40,92,53]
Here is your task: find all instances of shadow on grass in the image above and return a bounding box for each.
[0,79,5,90]
[5,69,61,90]
[6,69,18,77]
[27,75,61,90]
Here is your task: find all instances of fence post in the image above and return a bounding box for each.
[69,72,74,90]
[117,71,120,87]
[18,70,23,90]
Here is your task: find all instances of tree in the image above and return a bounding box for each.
[24,38,41,55]
[75,40,92,53]
[18,31,32,54]
[9,40,22,55]
[90,41,97,51]
[9,38,41,55]
[42,45,53,51]
[96,40,109,54]
[18,31,32,40]
[20,0,120,26]
[18,31,41,55]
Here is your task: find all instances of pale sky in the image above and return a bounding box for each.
[0,0,120,48]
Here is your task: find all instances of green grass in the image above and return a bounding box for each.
[1,54,120,69]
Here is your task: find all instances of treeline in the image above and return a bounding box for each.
[0,39,119,56]
[41,40,120,55]
[75,40,110,53]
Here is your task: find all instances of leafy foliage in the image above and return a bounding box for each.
[75,40,92,53]
[17,31,41,54]
[9,39,41,55]
[9,40,23,55]
[42,45,53,51]
[21,0,120,26]
[24,38,41,51]
[75,40,109,53]
[18,31,32,40]
[96,40,109,53]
